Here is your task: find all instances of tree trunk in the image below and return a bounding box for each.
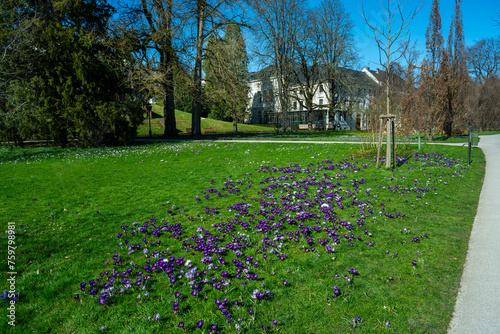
[233,111,238,132]
[307,107,313,130]
[376,118,384,168]
[191,0,205,137]
[162,49,176,137]
[163,3,177,137]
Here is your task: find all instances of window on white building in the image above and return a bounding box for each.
[319,99,324,105]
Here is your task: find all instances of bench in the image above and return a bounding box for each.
[299,124,309,130]
[202,128,216,134]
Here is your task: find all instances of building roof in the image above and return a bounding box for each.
[249,65,384,90]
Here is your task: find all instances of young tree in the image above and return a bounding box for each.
[361,0,422,168]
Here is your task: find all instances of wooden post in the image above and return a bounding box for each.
[391,118,396,169]
[379,115,396,169]
[376,118,384,169]
[385,117,391,168]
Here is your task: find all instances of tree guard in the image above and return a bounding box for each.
[376,115,396,169]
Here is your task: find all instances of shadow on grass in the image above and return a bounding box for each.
[0,146,71,163]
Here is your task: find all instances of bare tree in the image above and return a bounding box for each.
[467,37,500,131]
[468,76,500,131]
[494,12,500,27]
[190,0,247,136]
[289,9,323,130]
[318,0,358,126]
[361,0,422,168]
[467,37,500,85]
[400,44,422,140]
[114,0,183,137]
[249,0,305,132]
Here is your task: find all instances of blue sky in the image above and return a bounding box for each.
[306,0,500,69]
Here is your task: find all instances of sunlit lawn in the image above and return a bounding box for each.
[0,141,485,333]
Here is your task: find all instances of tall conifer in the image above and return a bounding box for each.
[444,0,469,136]
[204,25,249,132]
[420,0,445,138]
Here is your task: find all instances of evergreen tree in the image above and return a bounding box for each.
[203,25,249,132]
[0,0,143,146]
[204,34,227,118]
[0,0,39,143]
[190,0,247,136]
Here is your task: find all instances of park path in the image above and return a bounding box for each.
[448,134,500,334]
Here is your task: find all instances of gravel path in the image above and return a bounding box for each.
[448,134,500,334]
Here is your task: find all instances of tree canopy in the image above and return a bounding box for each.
[0,0,144,146]
[204,24,249,131]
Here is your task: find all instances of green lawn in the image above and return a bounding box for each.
[0,141,485,333]
[136,107,499,144]
[136,107,273,136]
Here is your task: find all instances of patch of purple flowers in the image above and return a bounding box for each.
[73,150,470,331]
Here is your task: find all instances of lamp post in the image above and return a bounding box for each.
[147,104,153,138]
[468,126,472,166]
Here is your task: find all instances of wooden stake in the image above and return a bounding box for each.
[385,117,391,168]
[376,118,384,169]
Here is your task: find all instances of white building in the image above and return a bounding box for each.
[247,66,385,130]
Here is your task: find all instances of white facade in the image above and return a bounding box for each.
[247,67,382,130]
